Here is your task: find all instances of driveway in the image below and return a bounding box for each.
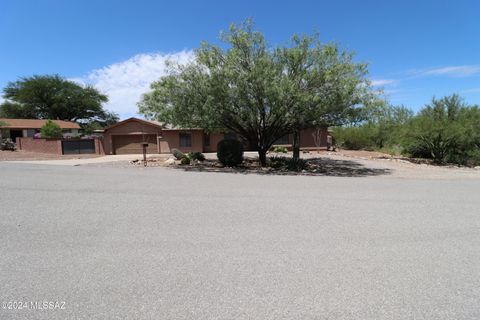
[1,162,479,319]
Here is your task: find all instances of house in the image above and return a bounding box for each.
[102,117,331,155]
[0,118,81,142]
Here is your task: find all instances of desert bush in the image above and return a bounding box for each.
[402,95,480,165]
[0,138,16,151]
[180,156,191,165]
[217,139,243,167]
[269,156,308,171]
[40,120,63,138]
[187,151,205,161]
[171,148,185,160]
[272,146,288,153]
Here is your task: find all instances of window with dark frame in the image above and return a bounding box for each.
[179,132,192,147]
[203,133,210,147]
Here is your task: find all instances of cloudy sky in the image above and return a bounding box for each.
[1,0,479,119]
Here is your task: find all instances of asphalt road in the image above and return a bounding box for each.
[1,162,479,319]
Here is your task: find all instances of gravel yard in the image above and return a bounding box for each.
[1,153,480,319]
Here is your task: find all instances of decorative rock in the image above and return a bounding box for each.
[164,158,176,165]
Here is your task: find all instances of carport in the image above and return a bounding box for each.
[103,118,163,155]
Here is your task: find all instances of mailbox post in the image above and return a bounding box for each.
[141,143,149,167]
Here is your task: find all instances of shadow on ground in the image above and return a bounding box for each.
[173,157,392,177]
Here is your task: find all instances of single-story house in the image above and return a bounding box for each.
[102,117,331,155]
[0,118,81,142]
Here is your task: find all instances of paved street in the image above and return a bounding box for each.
[1,162,480,319]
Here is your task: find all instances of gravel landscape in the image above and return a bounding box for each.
[1,155,480,319]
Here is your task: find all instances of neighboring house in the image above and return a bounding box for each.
[102,117,331,155]
[0,118,81,142]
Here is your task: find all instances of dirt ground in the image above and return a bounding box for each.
[0,150,100,161]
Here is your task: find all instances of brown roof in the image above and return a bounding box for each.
[0,118,81,129]
[103,117,165,131]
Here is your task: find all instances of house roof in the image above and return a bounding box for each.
[102,117,203,131]
[103,117,165,131]
[0,118,81,129]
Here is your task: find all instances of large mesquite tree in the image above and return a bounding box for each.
[139,20,373,165]
[0,74,115,124]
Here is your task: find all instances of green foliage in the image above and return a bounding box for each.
[217,139,244,167]
[0,74,109,122]
[187,152,206,161]
[171,148,185,160]
[334,104,413,151]
[0,138,16,151]
[335,94,480,166]
[269,156,308,171]
[40,120,63,138]
[180,156,191,165]
[138,19,374,165]
[402,95,480,165]
[81,111,119,134]
[272,146,288,153]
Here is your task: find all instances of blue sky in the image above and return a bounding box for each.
[1,0,479,119]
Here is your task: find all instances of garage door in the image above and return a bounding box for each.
[112,135,158,154]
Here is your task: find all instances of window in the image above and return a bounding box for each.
[203,133,210,147]
[179,132,192,147]
[274,134,289,145]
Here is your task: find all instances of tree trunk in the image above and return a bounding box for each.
[292,129,300,162]
[258,149,267,167]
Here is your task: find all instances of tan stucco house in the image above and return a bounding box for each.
[102,117,330,155]
[0,118,81,142]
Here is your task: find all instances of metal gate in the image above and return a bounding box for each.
[62,139,96,155]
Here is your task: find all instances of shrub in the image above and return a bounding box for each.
[187,151,205,161]
[0,138,16,151]
[217,139,244,167]
[272,146,288,153]
[269,156,308,171]
[333,126,376,150]
[40,120,63,138]
[180,156,191,165]
[171,148,185,160]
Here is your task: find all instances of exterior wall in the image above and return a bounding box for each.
[299,127,329,149]
[16,137,62,154]
[95,138,105,155]
[63,128,79,138]
[159,130,203,153]
[103,120,163,154]
[203,132,225,153]
[16,137,104,155]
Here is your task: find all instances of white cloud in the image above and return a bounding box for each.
[414,65,480,77]
[72,51,194,119]
[371,79,397,86]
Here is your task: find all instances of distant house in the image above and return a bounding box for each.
[0,118,81,142]
[102,117,331,155]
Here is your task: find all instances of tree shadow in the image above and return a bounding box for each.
[172,157,392,177]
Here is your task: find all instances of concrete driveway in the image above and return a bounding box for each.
[1,162,479,319]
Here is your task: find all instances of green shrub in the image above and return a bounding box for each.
[40,120,63,138]
[217,139,244,167]
[187,151,205,161]
[171,148,185,160]
[272,146,288,153]
[269,156,308,171]
[333,126,376,150]
[0,138,16,151]
[180,156,191,165]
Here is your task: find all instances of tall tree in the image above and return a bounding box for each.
[139,20,374,165]
[276,34,373,161]
[0,74,111,123]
